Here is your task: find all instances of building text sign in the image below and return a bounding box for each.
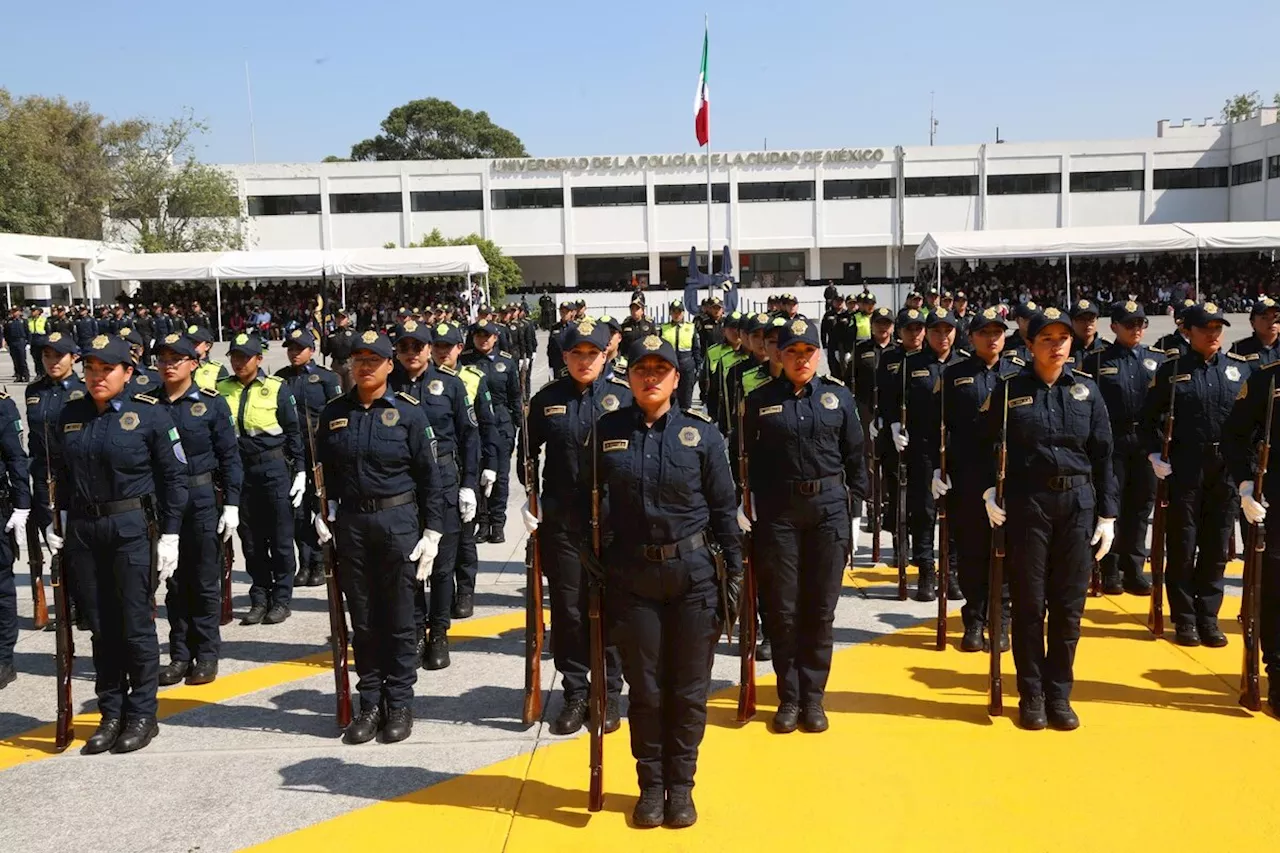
[492,148,885,173]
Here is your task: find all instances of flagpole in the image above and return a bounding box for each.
[704,14,715,300]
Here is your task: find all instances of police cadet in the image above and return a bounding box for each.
[951,291,972,336]
[1007,301,1040,362]
[886,308,966,601]
[854,306,895,418]
[936,307,1020,651]
[0,381,30,690]
[821,294,845,378]
[1068,298,1110,369]
[741,316,866,734]
[188,325,230,392]
[48,334,187,753]
[876,308,926,561]
[154,333,243,687]
[597,314,625,380]
[119,326,162,391]
[389,319,477,670]
[694,297,725,400]
[461,319,520,545]
[219,332,306,626]
[1142,302,1250,647]
[703,311,746,429]
[1229,296,1280,367]
[591,334,742,829]
[520,318,632,735]
[275,328,342,588]
[74,305,98,351]
[980,307,1117,731]
[1094,300,1164,596]
[1154,300,1195,357]
[313,330,447,745]
[5,306,30,383]
[547,301,576,377]
[28,306,48,378]
[323,311,357,393]
[661,300,702,410]
[619,298,655,354]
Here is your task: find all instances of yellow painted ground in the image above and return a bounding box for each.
[250,571,1279,853]
[0,610,524,771]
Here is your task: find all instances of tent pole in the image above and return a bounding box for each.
[1065,255,1072,307]
[935,256,941,296]
[5,282,10,313]
[215,278,223,343]
[1194,247,1200,302]
[340,274,347,311]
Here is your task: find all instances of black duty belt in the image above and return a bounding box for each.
[245,446,285,464]
[1046,474,1091,492]
[791,474,845,496]
[188,472,214,487]
[640,530,712,562]
[78,496,148,518]
[344,491,415,514]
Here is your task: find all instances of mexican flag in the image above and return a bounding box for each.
[693,23,710,146]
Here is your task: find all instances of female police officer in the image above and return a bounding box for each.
[47,334,188,754]
[591,334,741,829]
[981,307,1117,730]
[314,330,446,744]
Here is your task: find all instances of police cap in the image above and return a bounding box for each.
[926,308,959,330]
[627,334,678,369]
[352,330,394,358]
[967,306,1009,333]
[777,317,820,350]
[1027,306,1073,339]
[669,299,686,312]
[284,328,316,349]
[1183,302,1230,329]
[394,319,432,345]
[228,332,264,356]
[596,314,622,334]
[117,326,144,347]
[83,333,134,366]
[431,322,464,347]
[1013,300,1043,321]
[871,306,895,325]
[1251,296,1278,317]
[896,308,926,328]
[1110,300,1147,323]
[561,318,611,352]
[43,331,80,356]
[155,333,200,360]
[1069,298,1101,320]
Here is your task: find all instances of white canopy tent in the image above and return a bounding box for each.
[0,252,76,310]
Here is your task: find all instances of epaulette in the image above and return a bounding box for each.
[438,364,458,376]
[608,375,629,387]
[955,349,971,359]
[683,408,713,423]
[134,393,158,404]
[1238,352,1260,361]
[327,392,346,403]
[0,390,8,400]
[1263,360,1280,370]
[461,364,483,377]
[499,351,513,359]
[200,387,220,397]
[1227,352,1250,362]
[1164,348,1182,357]
[1005,355,1026,367]
[1073,369,1093,380]
[396,391,419,405]
[820,375,846,387]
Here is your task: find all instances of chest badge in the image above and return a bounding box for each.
[1143,358,1157,371]
[381,408,401,426]
[1225,366,1241,382]
[69,390,84,400]
[120,411,140,431]
[1070,384,1090,401]
[679,426,701,447]
[308,374,320,383]
[428,379,444,396]
[495,362,507,373]
[601,394,619,412]
[135,375,149,385]
[191,402,207,417]
[820,392,839,410]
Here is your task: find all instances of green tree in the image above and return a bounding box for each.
[403,228,523,302]
[105,110,244,253]
[350,98,528,161]
[1222,91,1263,122]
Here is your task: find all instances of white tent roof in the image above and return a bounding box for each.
[91,251,226,281]
[213,250,338,280]
[0,253,75,285]
[1182,221,1280,251]
[915,225,1199,261]
[335,246,488,278]
[92,246,489,281]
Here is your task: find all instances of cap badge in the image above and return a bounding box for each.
[361,331,378,344]
[234,333,249,346]
[1078,299,1090,310]
[643,335,662,351]
[983,307,998,319]
[405,320,417,332]
[1044,307,1062,320]
[791,319,808,335]
[91,335,109,349]
[1125,301,1138,312]
[1205,302,1219,314]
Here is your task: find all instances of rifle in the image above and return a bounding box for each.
[735,400,758,721]
[44,420,74,750]
[305,409,352,730]
[896,352,909,601]
[936,370,949,651]
[1088,349,1103,598]
[213,484,234,626]
[1240,375,1273,711]
[587,416,605,813]
[519,372,545,727]
[27,517,48,629]
[987,385,1009,717]
[1148,360,1177,637]
[870,346,882,564]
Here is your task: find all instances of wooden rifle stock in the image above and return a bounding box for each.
[1088,349,1103,598]
[216,486,234,627]
[45,419,74,750]
[1148,365,1177,637]
[896,355,909,600]
[1240,376,1273,711]
[306,411,351,730]
[587,417,605,813]
[519,388,545,727]
[736,400,757,721]
[27,518,48,629]
[987,389,1008,717]
[936,374,949,651]
[870,346,882,564]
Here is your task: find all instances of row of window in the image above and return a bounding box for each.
[1271,155,1280,180]
[1232,160,1264,186]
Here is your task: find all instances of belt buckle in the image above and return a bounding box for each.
[1049,476,1070,491]
[643,544,664,562]
[84,504,102,518]
[798,481,819,496]
[358,498,378,513]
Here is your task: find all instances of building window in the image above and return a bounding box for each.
[654,183,729,205]
[1231,160,1264,186]
[1270,155,1280,180]
[410,190,483,212]
[571,185,647,207]
[1069,170,1144,192]
[246,194,321,216]
[491,188,564,210]
[737,181,816,202]
[329,192,402,214]
[904,175,977,197]
[986,173,1062,195]
[576,256,648,288]
[1153,167,1229,190]
[740,251,806,288]
[823,179,893,200]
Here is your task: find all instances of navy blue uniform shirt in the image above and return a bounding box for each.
[389,362,478,490]
[0,394,31,510]
[158,384,244,506]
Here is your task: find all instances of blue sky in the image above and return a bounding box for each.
[3,0,1277,165]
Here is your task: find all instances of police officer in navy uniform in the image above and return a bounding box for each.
[620,298,655,355]
[1154,300,1195,357]
[547,301,575,378]
[323,311,357,393]
[275,328,342,588]
[1094,300,1164,596]
[219,332,306,627]
[119,326,162,392]
[590,334,741,829]
[5,306,31,383]
[461,320,520,544]
[520,318,632,736]
[1142,302,1251,648]
[48,334,188,753]
[74,306,98,351]
[389,319,477,670]
[980,307,1117,731]
[741,317,866,735]
[154,333,243,686]
[1068,298,1110,369]
[1006,301,1041,363]
[313,331,447,744]
[936,307,1021,652]
[875,308,926,565]
[0,383,31,690]
[661,300,703,410]
[188,325,230,392]
[1229,296,1280,368]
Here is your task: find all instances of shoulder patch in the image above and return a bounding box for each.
[1164,348,1182,357]
[821,375,846,387]
[1227,352,1250,362]
[683,408,713,423]
[396,392,420,405]
[438,364,458,376]
[608,375,629,387]
[499,351,513,359]
[1073,369,1093,379]
[134,394,158,404]
[200,387,220,397]
[1239,352,1260,361]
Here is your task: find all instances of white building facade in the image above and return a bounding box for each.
[217,110,1280,291]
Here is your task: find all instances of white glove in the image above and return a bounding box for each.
[983,487,1006,527]
[1240,480,1268,525]
[313,512,333,545]
[891,422,909,452]
[931,470,951,501]
[868,419,880,441]
[480,469,497,497]
[45,524,63,554]
[409,529,443,582]
[459,487,477,523]
[737,500,754,533]
[1091,517,1116,561]
[5,507,29,534]
[520,499,541,533]
[325,500,337,521]
[289,472,307,508]
[156,533,180,586]
[1148,452,1172,480]
[217,505,239,542]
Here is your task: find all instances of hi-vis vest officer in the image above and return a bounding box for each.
[218,333,305,627]
[188,325,230,391]
[661,300,703,410]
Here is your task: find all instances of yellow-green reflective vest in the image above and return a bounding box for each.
[660,322,696,354]
[855,312,871,340]
[218,374,285,437]
[459,364,482,406]
[27,316,47,335]
[195,360,224,392]
[743,364,772,396]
